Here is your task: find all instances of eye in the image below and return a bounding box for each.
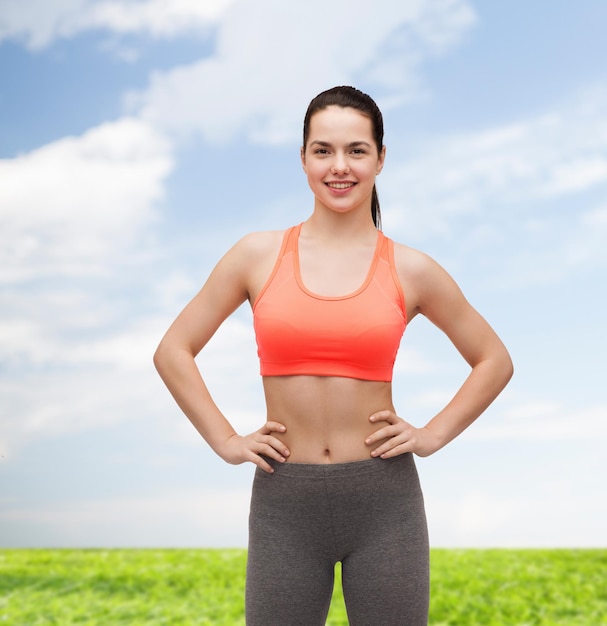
[314,148,330,155]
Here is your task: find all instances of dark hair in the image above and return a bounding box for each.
[303,86,384,229]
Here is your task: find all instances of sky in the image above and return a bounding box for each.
[0,0,606,549]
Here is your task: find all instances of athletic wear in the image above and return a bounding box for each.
[246,454,429,625]
[252,223,407,381]
[248,226,426,623]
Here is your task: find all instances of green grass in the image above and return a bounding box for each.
[0,549,605,625]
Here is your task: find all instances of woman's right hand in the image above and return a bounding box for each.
[219,421,290,473]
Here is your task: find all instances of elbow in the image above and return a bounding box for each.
[504,360,514,387]
[499,348,514,388]
[506,352,514,380]
[476,345,513,391]
[153,336,195,379]
[153,338,169,376]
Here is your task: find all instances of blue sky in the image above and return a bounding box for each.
[1,0,606,548]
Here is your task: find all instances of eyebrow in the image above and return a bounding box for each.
[309,140,372,148]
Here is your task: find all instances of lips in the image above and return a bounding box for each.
[326,182,356,189]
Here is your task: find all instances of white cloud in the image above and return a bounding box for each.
[472,198,607,289]
[383,84,607,243]
[77,0,235,37]
[378,82,607,294]
[0,0,86,50]
[0,305,264,458]
[564,204,607,269]
[539,156,607,196]
[69,321,166,371]
[194,315,266,431]
[0,117,173,283]
[393,346,438,375]
[0,361,165,458]
[132,0,476,144]
[426,490,517,545]
[408,389,458,410]
[0,0,235,49]
[425,488,606,547]
[0,115,176,460]
[582,205,607,226]
[413,0,478,52]
[464,402,607,442]
[0,487,251,547]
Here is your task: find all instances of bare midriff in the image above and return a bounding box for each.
[262,376,394,464]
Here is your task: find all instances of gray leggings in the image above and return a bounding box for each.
[246,453,429,625]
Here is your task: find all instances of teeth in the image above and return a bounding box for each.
[328,182,354,189]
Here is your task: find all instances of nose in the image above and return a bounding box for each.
[331,152,349,175]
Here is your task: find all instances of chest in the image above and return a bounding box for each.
[297,241,378,297]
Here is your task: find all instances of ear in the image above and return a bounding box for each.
[376,145,386,175]
[300,146,307,172]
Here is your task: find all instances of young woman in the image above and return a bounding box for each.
[154,86,513,625]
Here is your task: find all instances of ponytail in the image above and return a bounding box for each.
[371,184,381,230]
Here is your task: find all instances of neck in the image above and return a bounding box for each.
[305,205,377,242]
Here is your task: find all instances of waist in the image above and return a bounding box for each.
[260,453,413,477]
[263,375,394,463]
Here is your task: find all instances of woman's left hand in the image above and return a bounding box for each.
[365,410,441,459]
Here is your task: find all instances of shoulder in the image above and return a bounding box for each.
[220,228,287,269]
[391,239,441,281]
[218,228,290,302]
[390,239,466,318]
[233,229,286,257]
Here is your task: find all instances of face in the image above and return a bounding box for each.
[301,106,385,217]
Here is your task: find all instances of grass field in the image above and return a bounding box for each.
[0,549,605,625]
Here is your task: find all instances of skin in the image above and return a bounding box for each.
[154,105,513,473]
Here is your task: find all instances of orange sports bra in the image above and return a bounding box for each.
[252,223,407,381]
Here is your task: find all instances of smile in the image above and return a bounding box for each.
[326,182,355,189]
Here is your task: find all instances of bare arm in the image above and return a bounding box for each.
[367,248,513,458]
[153,234,290,472]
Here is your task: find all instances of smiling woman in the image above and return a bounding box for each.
[301,107,385,228]
[302,87,386,229]
[154,85,513,625]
